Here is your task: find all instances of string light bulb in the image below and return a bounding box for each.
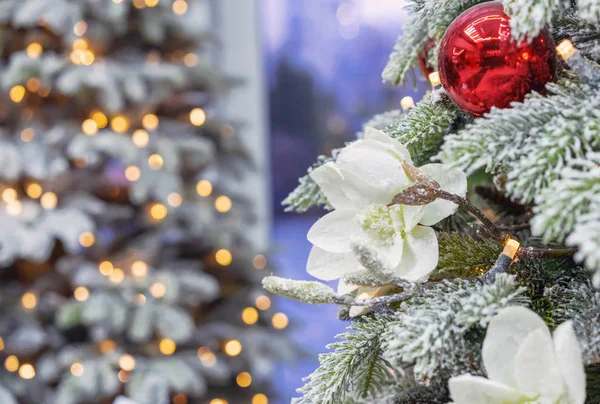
[209,400,228,404]
[6,200,22,216]
[253,254,267,270]
[428,71,441,86]
[21,128,35,142]
[131,261,148,278]
[125,166,141,182]
[145,0,159,6]
[19,363,35,379]
[190,108,206,126]
[26,43,43,58]
[91,111,108,128]
[183,52,197,66]
[40,192,57,210]
[132,129,149,147]
[242,307,259,325]
[26,78,41,92]
[173,393,187,404]
[196,180,212,197]
[71,362,84,376]
[119,354,136,371]
[0,336,4,351]
[2,188,16,202]
[215,249,232,266]
[272,312,289,329]
[99,261,114,276]
[5,356,19,372]
[197,347,216,367]
[168,192,182,207]
[79,232,95,247]
[556,39,577,60]
[400,96,415,111]
[74,286,90,302]
[22,292,37,310]
[215,195,232,213]
[236,372,252,388]
[74,21,88,36]
[255,295,271,311]
[26,183,42,199]
[9,86,26,103]
[111,115,129,133]
[252,394,268,404]
[99,339,116,354]
[150,282,166,298]
[82,119,98,135]
[142,114,159,130]
[173,0,188,15]
[148,154,163,169]
[224,340,242,356]
[109,268,125,284]
[159,338,176,355]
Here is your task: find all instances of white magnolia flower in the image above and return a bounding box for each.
[449,306,586,404]
[306,127,467,292]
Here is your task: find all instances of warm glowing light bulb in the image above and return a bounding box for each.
[99,261,114,276]
[142,114,159,130]
[118,369,129,383]
[81,50,95,65]
[242,307,259,325]
[255,295,271,311]
[167,192,182,207]
[19,363,35,379]
[173,0,188,15]
[236,372,252,388]
[209,400,228,404]
[26,77,40,92]
[22,292,37,310]
[71,362,84,376]
[159,338,176,355]
[148,154,163,169]
[183,52,197,66]
[252,394,268,404]
[252,254,267,270]
[79,232,95,247]
[132,129,149,147]
[2,188,17,202]
[72,38,88,50]
[133,0,146,8]
[74,21,88,36]
[272,312,289,329]
[429,71,441,86]
[111,115,129,133]
[400,96,415,111]
[21,128,35,142]
[150,282,166,298]
[26,183,42,199]
[196,180,212,197]
[99,339,116,354]
[91,111,108,128]
[173,393,187,404]
[0,337,4,351]
[125,166,141,181]
[215,195,232,213]
[119,354,136,371]
[131,261,148,278]
[40,192,57,210]
[557,39,577,60]
[215,249,232,266]
[6,200,21,216]
[150,203,168,220]
[5,356,19,372]
[82,119,98,135]
[145,0,159,6]
[198,348,216,367]
[10,86,26,103]
[190,108,206,126]
[74,286,89,301]
[109,268,125,284]
[224,340,242,356]
[136,294,146,305]
[26,42,43,58]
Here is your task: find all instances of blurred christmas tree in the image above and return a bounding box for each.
[0,1,290,403]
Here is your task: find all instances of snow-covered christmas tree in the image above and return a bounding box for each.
[266,1,600,403]
[0,1,289,403]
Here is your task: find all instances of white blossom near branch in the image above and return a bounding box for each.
[305,128,467,292]
[448,306,586,404]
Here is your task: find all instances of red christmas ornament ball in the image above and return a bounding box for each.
[438,1,557,116]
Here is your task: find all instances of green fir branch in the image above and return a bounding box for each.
[433,233,502,280]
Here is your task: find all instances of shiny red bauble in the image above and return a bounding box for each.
[438,1,557,116]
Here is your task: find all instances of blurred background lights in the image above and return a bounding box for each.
[236,372,252,388]
[119,354,135,371]
[173,0,188,15]
[26,43,43,58]
[215,195,232,212]
[125,166,141,181]
[131,261,148,278]
[252,394,268,404]
[109,268,124,284]
[132,129,149,147]
[136,294,146,305]
[5,356,19,372]
[197,347,217,367]
[10,86,25,103]
[99,339,116,354]
[82,119,98,135]
[252,254,267,269]
[118,369,129,383]
[242,307,259,325]
[150,203,168,220]
[6,201,21,216]
[255,295,271,311]
[272,312,289,329]
[148,154,163,169]
[70,362,84,376]
[2,188,16,202]
[173,393,187,404]
[91,111,108,128]
[142,114,159,130]
[196,180,212,197]
[26,78,40,92]
[183,52,197,66]
[215,249,232,266]
[22,292,37,310]
[111,115,129,133]
[224,340,242,356]
[98,261,114,276]
[336,3,358,25]
[40,192,58,210]
[190,108,206,126]
[145,0,159,7]
[74,286,89,302]
[209,400,228,404]
[168,192,182,207]
[150,282,166,298]
[19,363,35,379]
[20,128,35,142]
[401,96,415,111]
[159,338,176,355]
[0,337,4,351]
[26,183,42,199]
[79,232,95,247]
[74,21,88,36]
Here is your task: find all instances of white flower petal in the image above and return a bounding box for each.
[553,321,586,404]
[307,210,360,253]
[418,164,468,226]
[363,127,413,163]
[393,226,438,281]
[338,166,392,207]
[449,374,525,404]
[514,328,564,397]
[337,277,361,295]
[306,246,360,281]
[336,140,412,200]
[482,306,550,389]
[309,162,355,210]
[367,233,405,271]
[401,205,425,232]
